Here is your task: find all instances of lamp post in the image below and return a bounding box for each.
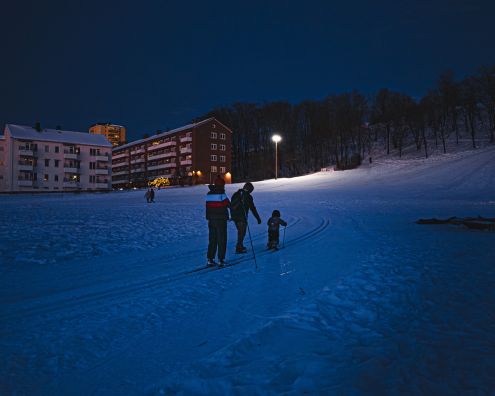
[272,134,282,180]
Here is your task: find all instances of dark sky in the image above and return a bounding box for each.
[2,0,494,142]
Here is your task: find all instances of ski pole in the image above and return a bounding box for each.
[282,226,286,248]
[246,220,258,270]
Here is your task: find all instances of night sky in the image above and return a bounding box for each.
[2,0,495,142]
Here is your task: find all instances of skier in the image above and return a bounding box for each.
[267,210,287,250]
[230,182,261,253]
[150,187,155,203]
[205,177,231,266]
[144,188,151,203]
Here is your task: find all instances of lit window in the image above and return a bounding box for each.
[211,155,217,161]
[220,166,226,173]
[211,165,217,173]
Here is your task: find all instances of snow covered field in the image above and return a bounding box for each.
[1,146,494,395]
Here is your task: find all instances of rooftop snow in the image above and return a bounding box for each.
[114,117,231,152]
[5,124,112,147]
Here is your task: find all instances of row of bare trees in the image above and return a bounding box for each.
[198,65,495,181]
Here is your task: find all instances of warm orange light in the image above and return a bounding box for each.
[196,171,202,176]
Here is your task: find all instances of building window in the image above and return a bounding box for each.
[45,145,49,153]
[54,175,59,182]
[55,146,59,153]
[90,162,96,170]
[211,143,217,150]
[220,155,226,162]
[90,175,96,183]
[45,159,49,166]
[210,132,217,139]
[220,133,226,140]
[220,144,226,151]
[211,165,217,173]
[220,167,226,173]
[44,174,49,181]
[54,160,59,167]
[211,154,217,161]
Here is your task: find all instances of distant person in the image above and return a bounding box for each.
[145,188,151,203]
[267,210,287,250]
[150,187,155,203]
[205,177,231,266]
[230,182,261,254]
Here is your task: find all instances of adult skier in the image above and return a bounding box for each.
[230,182,261,253]
[205,178,231,266]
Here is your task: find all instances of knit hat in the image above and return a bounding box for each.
[214,175,225,186]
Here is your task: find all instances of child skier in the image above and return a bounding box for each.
[267,210,287,250]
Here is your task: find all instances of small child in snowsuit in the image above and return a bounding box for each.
[267,210,287,250]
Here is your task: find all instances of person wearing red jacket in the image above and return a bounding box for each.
[205,178,231,266]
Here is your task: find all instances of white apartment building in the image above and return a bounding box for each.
[0,124,112,192]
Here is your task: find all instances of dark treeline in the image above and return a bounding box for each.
[198,65,495,182]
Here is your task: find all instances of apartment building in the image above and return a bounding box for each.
[89,123,126,147]
[112,118,232,188]
[0,124,112,192]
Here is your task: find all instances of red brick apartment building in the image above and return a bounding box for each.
[112,118,232,188]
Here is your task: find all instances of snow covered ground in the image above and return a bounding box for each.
[0,145,494,395]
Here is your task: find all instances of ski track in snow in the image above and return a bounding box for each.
[0,145,494,395]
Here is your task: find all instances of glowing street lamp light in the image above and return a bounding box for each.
[272,134,282,180]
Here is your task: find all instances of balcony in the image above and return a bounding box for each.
[130,148,145,155]
[96,154,110,162]
[180,136,192,143]
[19,149,36,157]
[147,163,176,171]
[112,169,128,176]
[18,163,35,171]
[96,182,110,189]
[130,158,145,164]
[180,147,192,154]
[17,179,34,187]
[130,168,144,173]
[112,152,128,160]
[63,181,80,188]
[180,159,192,166]
[95,168,109,175]
[148,141,176,151]
[64,152,80,160]
[64,167,80,173]
[147,152,175,160]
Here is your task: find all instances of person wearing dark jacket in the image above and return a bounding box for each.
[267,210,287,249]
[205,179,231,266]
[230,182,261,253]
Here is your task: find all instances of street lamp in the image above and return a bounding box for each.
[272,134,282,180]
